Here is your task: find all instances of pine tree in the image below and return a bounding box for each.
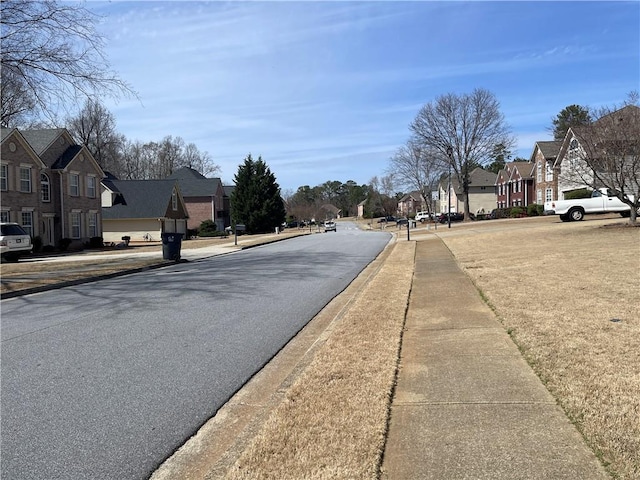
[230,154,286,234]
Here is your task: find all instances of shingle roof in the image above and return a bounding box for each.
[20,129,65,155]
[102,180,181,220]
[468,167,497,187]
[507,161,534,179]
[536,141,562,159]
[166,167,207,180]
[51,145,82,170]
[165,167,223,197]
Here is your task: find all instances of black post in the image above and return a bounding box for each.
[447,146,453,229]
[407,220,410,241]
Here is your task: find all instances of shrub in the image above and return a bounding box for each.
[564,188,592,200]
[510,207,525,218]
[58,238,72,251]
[198,219,220,237]
[491,208,511,219]
[527,204,543,216]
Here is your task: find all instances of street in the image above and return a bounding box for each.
[1,225,390,480]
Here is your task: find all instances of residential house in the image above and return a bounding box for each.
[101,179,189,243]
[1,128,104,248]
[437,176,461,214]
[319,204,341,220]
[166,167,230,232]
[530,141,562,205]
[495,161,535,208]
[553,105,640,199]
[455,167,498,214]
[397,191,426,216]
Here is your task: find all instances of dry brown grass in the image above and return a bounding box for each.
[439,217,640,480]
[222,241,415,480]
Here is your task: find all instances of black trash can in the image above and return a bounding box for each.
[161,232,183,260]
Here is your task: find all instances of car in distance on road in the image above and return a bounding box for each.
[0,222,32,262]
[323,220,337,232]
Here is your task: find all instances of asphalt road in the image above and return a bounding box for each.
[1,224,391,480]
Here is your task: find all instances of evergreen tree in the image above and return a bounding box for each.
[551,104,592,140]
[230,154,286,234]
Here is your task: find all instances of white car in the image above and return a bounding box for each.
[414,211,432,222]
[1,222,32,262]
[323,221,337,232]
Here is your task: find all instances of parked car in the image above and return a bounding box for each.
[438,212,464,224]
[0,222,32,262]
[377,216,396,223]
[323,220,337,232]
[414,211,432,222]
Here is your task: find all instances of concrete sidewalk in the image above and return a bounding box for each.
[381,236,609,479]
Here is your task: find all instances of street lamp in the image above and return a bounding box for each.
[446,146,453,229]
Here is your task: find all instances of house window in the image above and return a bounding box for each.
[537,189,542,204]
[20,167,31,192]
[70,174,80,196]
[172,190,178,211]
[545,161,553,181]
[21,211,33,236]
[537,163,542,182]
[70,212,81,239]
[1,164,7,191]
[545,188,553,202]
[1,211,10,223]
[88,212,98,237]
[41,173,51,202]
[87,176,96,198]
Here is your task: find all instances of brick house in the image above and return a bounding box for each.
[166,167,230,232]
[1,128,104,248]
[397,191,426,216]
[530,141,562,205]
[495,161,535,208]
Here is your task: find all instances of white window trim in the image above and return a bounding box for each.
[70,211,82,239]
[70,173,80,197]
[1,163,8,191]
[20,166,32,193]
[87,175,96,198]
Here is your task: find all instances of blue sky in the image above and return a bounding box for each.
[92,1,640,192]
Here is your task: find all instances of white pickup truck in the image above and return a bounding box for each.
[544,188,634,222]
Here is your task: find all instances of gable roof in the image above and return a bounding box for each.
[0,128,46,167]
[532,140,562,161]
[398,191,423,202]
[166,166,207,180]
[20,129,67,155]
[506,161,534,179]
[468,167,497,187]
[165,167,223,197]
[102,180,185,220]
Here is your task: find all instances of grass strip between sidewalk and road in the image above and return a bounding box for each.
[221,241,415,480]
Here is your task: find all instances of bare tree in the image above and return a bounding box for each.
[388,139,444,214]
[67,99,125,175]
[410,89,514,220]
[563,94,640,224]
[0,0,135,126]
[369,175,398,217]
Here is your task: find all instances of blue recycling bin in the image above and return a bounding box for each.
[161,232,183,260]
